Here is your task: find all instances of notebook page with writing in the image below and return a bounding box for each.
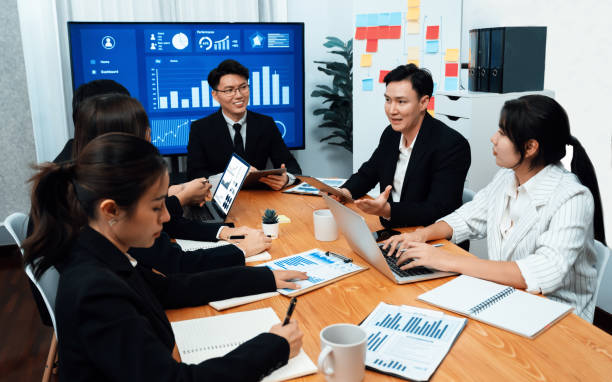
[175,239,271,263]
[418,275,511,315]
[171,308,316,381]
[472,290,572,338]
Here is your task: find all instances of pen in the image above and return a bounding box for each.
[282,297,298,326]
[229,235,245,239]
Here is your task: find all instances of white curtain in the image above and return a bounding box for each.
[20,0,287,162]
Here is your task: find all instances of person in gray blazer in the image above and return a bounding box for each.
[384,95,605,322]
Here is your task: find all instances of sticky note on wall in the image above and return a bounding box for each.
[356,14,368,27]
[406,8,419,21]
[406,21,420,34]
[379,70,390,83]
[360,54,372,67]
[378,13,390,26]
[390,12,402,25]
[362,78,374,91]
[445,48,459,62]
[367,13,378,27]
[407,59,419,66]
[427,96,435,110]
[426,25,440,40]
[366,39,378,53]
[444,77,459,91]
[407,46,420,60]
[388,25,401,39]
[408,0,420,6]
[355,27,367,40]
[445,63,459,77]
[425,40,439,53]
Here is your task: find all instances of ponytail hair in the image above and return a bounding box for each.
[23,133,167,279]
[500,95,605,244]
[568,136,606,245]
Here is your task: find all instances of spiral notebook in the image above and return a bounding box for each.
[171,307,317,381]
[418,275,573,338]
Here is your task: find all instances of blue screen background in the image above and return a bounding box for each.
[68,22,305,155]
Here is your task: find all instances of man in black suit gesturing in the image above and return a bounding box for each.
[187,59,301,190]
[337,64,471,228]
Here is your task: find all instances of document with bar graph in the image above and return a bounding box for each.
[360,302,466,381]
[261,249,367,297]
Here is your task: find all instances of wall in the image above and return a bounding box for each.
[287,0,354,178]
[0,0,37,243]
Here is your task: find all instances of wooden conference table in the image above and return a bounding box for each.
[167,190,612,381]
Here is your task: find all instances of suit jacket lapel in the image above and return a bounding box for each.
[500,165,562,258]
[400,113,432,199]
[244,111,260,161]
[214,110,235,154]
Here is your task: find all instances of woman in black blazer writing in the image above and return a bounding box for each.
[23,133,306,381]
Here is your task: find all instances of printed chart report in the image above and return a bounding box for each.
[262,249,364,296]
[361,302,466,381]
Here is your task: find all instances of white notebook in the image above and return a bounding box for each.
[209,291,280,311]
[418,275,573,338]
[175,239,272,263]
[171,308,317,381]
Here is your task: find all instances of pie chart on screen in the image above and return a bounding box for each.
[172,33,189,50]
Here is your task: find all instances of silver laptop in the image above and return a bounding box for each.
[322,194,456,284]
[188,154,250,223]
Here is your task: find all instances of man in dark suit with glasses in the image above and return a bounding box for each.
[187,59,301,190]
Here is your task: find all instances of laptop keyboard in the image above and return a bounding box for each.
[190,206,214,222]
[378,245,434,277]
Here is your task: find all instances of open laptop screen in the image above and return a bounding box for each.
[213,154,250,215]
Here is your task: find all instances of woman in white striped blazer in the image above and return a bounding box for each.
[383,95,605,322]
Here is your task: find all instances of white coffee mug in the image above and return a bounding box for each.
[318,324,367,382]
[313,209,338,241]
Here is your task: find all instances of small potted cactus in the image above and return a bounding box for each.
[261,208,280,239]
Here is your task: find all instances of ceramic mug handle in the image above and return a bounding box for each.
[317,346,334,376]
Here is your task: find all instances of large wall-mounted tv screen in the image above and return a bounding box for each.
[68,22,305,155]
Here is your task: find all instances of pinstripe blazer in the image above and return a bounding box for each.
[442,164,597,322]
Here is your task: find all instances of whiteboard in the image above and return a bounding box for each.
[352,0,463,174]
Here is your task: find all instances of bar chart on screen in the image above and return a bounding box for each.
[147,56,294,113]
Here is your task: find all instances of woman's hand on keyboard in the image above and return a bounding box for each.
[382,231,427,257]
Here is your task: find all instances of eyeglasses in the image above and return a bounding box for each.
[215,83,250,96]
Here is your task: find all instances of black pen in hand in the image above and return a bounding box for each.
[229,235,245,239]
[282,297,298,326]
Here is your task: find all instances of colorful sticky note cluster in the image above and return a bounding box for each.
[425,25,440,55]
[443,49,460,91]
[355,13,403,41]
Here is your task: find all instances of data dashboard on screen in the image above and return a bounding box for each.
[68,22,305,154]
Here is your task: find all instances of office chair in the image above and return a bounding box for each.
[462,188,475,204]
[593,240,611,306]
[3,212,59,382]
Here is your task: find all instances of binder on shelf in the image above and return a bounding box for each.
[469,27,547,93]
[476,29,491,92]
[468,29,479,91]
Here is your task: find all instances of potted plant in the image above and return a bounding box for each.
[311,36,353,152]
[261,208,280,239]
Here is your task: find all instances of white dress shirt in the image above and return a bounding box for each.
[439,164,598,322]
[391,132,418,202]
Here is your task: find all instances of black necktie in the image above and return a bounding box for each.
[232,123,246,158]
